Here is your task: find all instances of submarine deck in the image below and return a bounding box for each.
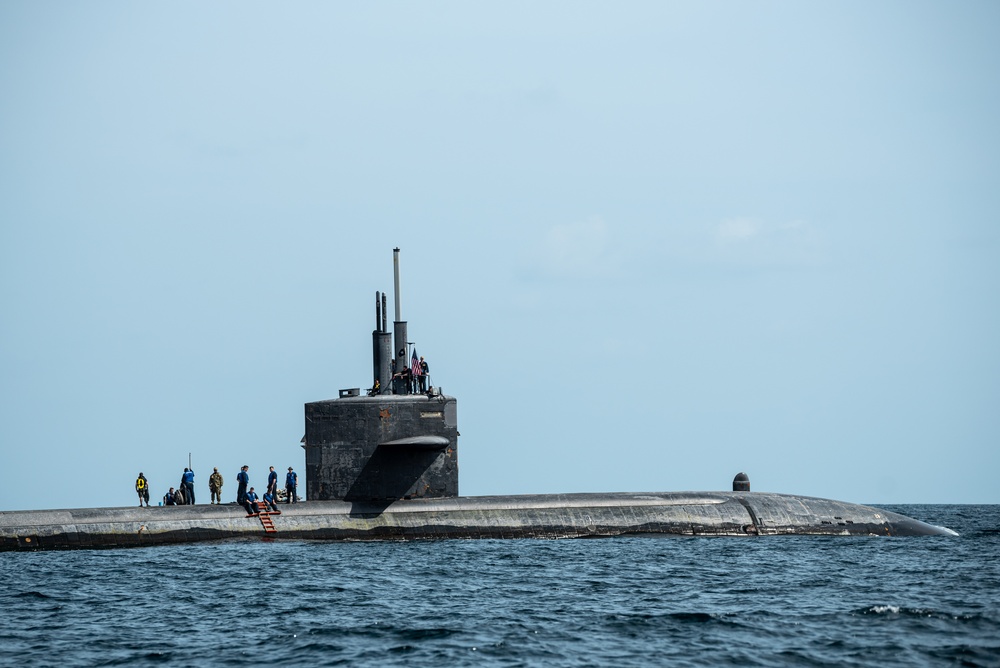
[0,491,955,551]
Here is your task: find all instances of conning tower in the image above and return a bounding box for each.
[303,249,458,502]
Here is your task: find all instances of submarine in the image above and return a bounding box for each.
[0,249,955,551]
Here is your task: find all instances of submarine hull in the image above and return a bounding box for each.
[0,491,954,551]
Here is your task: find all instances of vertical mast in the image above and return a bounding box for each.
[392,248,408,392]
[393,247,402,323]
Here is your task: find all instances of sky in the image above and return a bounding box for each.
[1,2,997,510]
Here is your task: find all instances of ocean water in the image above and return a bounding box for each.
[1,504,998,667]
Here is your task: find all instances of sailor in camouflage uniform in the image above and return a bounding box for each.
[209,467,224,504]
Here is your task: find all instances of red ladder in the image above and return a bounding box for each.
[258,511,277,534]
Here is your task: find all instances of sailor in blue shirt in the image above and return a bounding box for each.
[262,490,279,512]
[243,487,260,515]
[267,466,278,498]
[236,466,249,504]
[182,468,196,505]
[285,467,298,503]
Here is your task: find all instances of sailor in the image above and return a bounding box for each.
[181,468,196,505]
[236,466,249,504]
[418,356,429,392]
[403,364,413,394]
[267,466,278,499]
[209,467,224,505]
[135,473,150,507]
[164,487,177,506]
[392,367,411,394]
[285,467,298,503]
[262,490,279,512]
[243,487,260,515]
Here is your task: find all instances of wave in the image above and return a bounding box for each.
[13,592,51,600]
[856,605,987,622]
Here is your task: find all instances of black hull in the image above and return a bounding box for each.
[0,491,954,551]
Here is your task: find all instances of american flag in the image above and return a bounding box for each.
[411,348,420,376]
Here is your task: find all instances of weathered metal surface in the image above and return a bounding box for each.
[304,394,459,502]
[0,491,955,551]
[380,435,450,449]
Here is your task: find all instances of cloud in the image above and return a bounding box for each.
[710,216,823,268]
[522,216,619,279]
[715,217,762,242]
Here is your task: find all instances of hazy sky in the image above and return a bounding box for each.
[2,2,997,510]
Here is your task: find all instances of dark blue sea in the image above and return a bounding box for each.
[2,505,998,667]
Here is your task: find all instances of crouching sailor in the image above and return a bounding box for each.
[262,490,279,512]
[243,487,260,516]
